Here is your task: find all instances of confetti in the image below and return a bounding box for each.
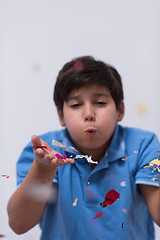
[32,145,47,149]
[133,151,138,154]
[0,235,5,238]
[93,212,103,220]
[122,222,124,231]
[55,153,67,160]
[32,63,41,72]
[25,181,58,203]
[150,178,158,181]
[100,189,120,208]
[120,181,127,187]
[122,156,132,161]
[155,164,160,172]
[152,167,157,172]
[92,211,103,226]
[73,60,84,71]
[72,198,78,206]
[85,187,94,198]
[136,100,148,114]
[143,159,160,168]
[52,140,78,152]
[122,208,128,213]
[122,151,138,161]
[1,175,10,178]
[74,155,98,164]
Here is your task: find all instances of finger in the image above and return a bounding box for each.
[54,157,75,165]
[32,145,48,150]
[31,135,41,146]
[31,135,50,153]
[65,158,75,164]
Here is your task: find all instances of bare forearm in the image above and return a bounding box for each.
[7,135,74,234]
[7,159,58,234]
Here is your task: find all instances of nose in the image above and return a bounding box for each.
[83,104,95,122]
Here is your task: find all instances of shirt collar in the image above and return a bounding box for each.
[60,128,81,156]
[61,124,125,164]
[106,124,125,163]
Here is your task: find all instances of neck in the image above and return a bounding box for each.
[77,142,109,163]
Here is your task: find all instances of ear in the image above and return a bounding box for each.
[57,108,66,127]
[117,101,125,122]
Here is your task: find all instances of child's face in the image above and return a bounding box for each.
[58,84,124,156]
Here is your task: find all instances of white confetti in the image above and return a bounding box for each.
[74,155,98,164]
[25,181,58,203]
[120,181,127,187]
[133,150,138,154]
[52,140,78,152]
[152,167,157,172]
[150,178,158,181]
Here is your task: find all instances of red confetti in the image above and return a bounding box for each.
[93,211,103,220]
[122,155,133,161]
[0,235,5,238]
[73,60,84,71]
[32,146,47,149]
[1,175,10,178]
[122,208,128,213]
[122,151,138,161]
[32,63,41,72]
[100,189,120,208]
[85,187,94,198]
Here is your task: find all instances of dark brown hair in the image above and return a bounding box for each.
[53,56,124,111]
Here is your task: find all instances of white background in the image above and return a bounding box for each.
[0,0,160,239]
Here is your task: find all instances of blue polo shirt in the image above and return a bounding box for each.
[17,124,160,240]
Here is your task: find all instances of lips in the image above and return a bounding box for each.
[85,128,96,136]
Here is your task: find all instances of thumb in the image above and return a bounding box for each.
[31,135,41,146]
[31,135,51,151]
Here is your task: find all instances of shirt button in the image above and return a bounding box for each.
[87,181,90,185]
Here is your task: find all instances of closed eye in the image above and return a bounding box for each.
[70,103,82,108]
[95,101,107,105]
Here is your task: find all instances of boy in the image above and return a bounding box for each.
[7,56,160,239]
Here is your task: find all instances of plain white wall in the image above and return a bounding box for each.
[0,0,160,239]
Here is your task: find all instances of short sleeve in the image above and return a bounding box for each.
[16,140,58,187]
[17,141,34,186]
[135,132,160,187]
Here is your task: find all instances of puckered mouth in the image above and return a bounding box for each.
[84,127,97,134]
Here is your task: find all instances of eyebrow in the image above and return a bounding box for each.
[93,93,110,97]
[66,93,110,102]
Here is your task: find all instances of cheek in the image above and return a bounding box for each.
[63,112,82,137]
[98,110,118,130]
[100,109,117,121]
[66,123,82,144]
[63,110,81,125]
[67,120,81,134]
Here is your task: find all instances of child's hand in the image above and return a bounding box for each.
[31,135,75,170]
